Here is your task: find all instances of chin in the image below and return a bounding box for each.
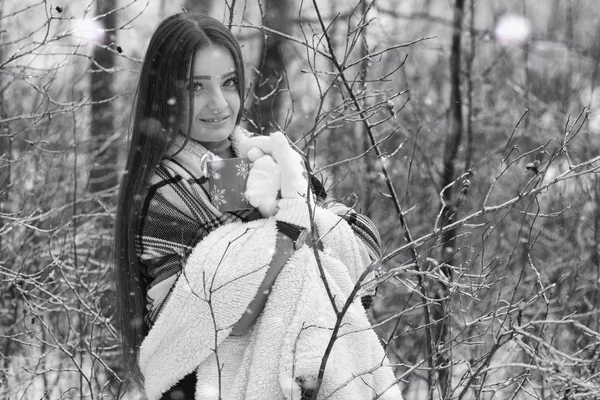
[192,129,233,143]
[210,127,233,141]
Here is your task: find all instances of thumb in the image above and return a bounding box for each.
[247,147,266,162]
[239,135,273,158]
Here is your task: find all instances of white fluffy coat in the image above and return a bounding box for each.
[139,200,402,399]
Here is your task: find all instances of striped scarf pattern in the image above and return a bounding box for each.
[135,132,260,326]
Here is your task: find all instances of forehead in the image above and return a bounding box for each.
[191,46,236,77]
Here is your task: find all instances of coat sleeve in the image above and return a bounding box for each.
[318,200,382,302]
[320,199,382,260]
[273,193,383,305]
[139,218,278,399]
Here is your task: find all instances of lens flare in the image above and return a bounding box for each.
[71,18,106,44]
[494,15,531,47]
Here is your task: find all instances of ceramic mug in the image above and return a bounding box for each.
[206,157,252,212]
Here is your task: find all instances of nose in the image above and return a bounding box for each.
[207,88,228,113]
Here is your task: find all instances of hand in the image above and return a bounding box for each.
[268,132,308,199]
[245,155,280,217]
[240,131,310,202]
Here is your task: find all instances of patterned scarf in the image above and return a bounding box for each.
[136,127,261,326]
[136,126,382,327]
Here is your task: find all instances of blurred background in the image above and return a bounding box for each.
[1,0,599,398]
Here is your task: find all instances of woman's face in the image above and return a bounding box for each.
[179,46,240,143]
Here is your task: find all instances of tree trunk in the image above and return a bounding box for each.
[89,0,117,194]
[0,3,14,378]
[0,2,9,252]
[435,0,465,397]
[246,0,292,134]
[182,0,209,14]
[356,0,375,217]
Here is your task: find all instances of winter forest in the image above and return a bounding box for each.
[1,0,599,398]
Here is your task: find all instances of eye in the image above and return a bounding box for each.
[223,77,238,88]
[186,81,204,92]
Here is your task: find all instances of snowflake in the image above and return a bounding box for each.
[210,187,227,208]
[240,191,250,205]
[235,159,249,179]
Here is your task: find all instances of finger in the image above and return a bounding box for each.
[251,154,277,168]
[239,136,272,157]
[247,147,266,162]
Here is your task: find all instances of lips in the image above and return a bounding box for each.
[200,115,229,123]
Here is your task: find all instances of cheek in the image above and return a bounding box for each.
[182,98,202,121]
[178,99,195,130]
[225,92,241,111]
[192,96,210,115]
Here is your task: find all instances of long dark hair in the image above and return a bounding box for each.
[114,13,245,384]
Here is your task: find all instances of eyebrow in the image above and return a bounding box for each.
[192,71,237,80]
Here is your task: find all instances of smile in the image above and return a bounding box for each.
[200,115,229,123]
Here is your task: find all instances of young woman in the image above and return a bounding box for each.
[114,13,401,400]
